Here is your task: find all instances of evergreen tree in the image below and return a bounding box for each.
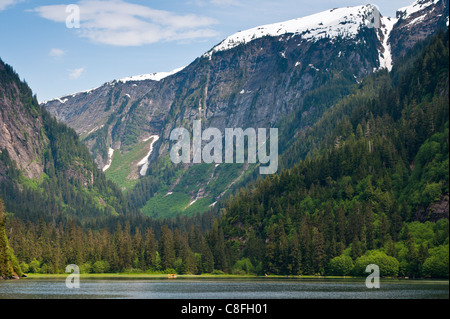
[159,225,175,271]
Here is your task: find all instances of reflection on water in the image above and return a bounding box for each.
[0,278,448,299]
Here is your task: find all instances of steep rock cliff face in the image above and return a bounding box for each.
[0,61,46,180]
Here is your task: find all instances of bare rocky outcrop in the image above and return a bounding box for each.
[415,194,450,222]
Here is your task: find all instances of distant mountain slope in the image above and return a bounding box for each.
[42,0,449,217]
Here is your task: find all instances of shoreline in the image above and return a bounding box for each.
[19,273,450,283]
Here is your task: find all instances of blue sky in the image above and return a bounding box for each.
[0,0,414,102]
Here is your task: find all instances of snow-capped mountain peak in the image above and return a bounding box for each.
[204,4,382,58]
[117,66,186,84]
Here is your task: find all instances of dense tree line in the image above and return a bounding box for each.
[6,215,217,275]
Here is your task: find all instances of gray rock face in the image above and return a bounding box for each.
[0,62,46,180]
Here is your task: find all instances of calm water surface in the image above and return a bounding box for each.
[0,278,448,299]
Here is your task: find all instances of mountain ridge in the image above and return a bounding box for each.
[43,3,389,107]
[204,4,382,58]
[42,0,448,107]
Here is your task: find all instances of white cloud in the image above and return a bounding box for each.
[69,67,85,79]
[210,0,242,6]
[49,48,66,57]
[32,0,219,46]
[0,0,21,11]
[189,0,242,7]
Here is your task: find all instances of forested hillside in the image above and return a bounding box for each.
[1,59,142,277]
[212,29,449,277]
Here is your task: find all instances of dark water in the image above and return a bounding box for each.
[0,278,448,299]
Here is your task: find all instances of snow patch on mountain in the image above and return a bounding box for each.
[378,16,398,71]
[397,0,439,19]
[42,67,185,105]
[204,4,381,58]
[102,147,115,172]
[137,135,160,176]
[118,66,185,83]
